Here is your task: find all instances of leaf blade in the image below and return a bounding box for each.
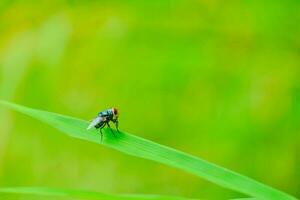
[0,187,195,200]
[0,100,296,200]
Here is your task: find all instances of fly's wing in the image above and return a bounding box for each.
[87,116,102,130]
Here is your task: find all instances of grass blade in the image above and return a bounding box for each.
[0,187,196,200]
[0,101,296,199]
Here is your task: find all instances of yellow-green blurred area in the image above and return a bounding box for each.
[0,0,299,199]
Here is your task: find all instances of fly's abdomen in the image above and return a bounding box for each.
[95,121,104,129]
[87,116,103,130]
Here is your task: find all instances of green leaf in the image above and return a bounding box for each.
[0,187,196,200]
[0,101,296,200]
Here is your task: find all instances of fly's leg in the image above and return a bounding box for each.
[115,119,119,132]
[99,123,106,142]
[106,122,116,137]
[112,119,119,133]
[99,128,103,142]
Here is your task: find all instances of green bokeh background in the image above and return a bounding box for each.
[0,0,299,199]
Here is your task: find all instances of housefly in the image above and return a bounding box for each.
[87,107,119,141]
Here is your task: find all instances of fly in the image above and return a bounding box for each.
[87,107,119,141]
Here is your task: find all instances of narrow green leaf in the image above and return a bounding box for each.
[0,101,296,200]
[0,187,196,200]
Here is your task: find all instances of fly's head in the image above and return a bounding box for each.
[111,107,119,120]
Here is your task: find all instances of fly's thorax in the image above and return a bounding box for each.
[98,109,114,119]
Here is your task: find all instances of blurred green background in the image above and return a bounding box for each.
[0,0,299,199]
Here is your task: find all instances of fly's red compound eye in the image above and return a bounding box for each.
[112,108,118,116]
